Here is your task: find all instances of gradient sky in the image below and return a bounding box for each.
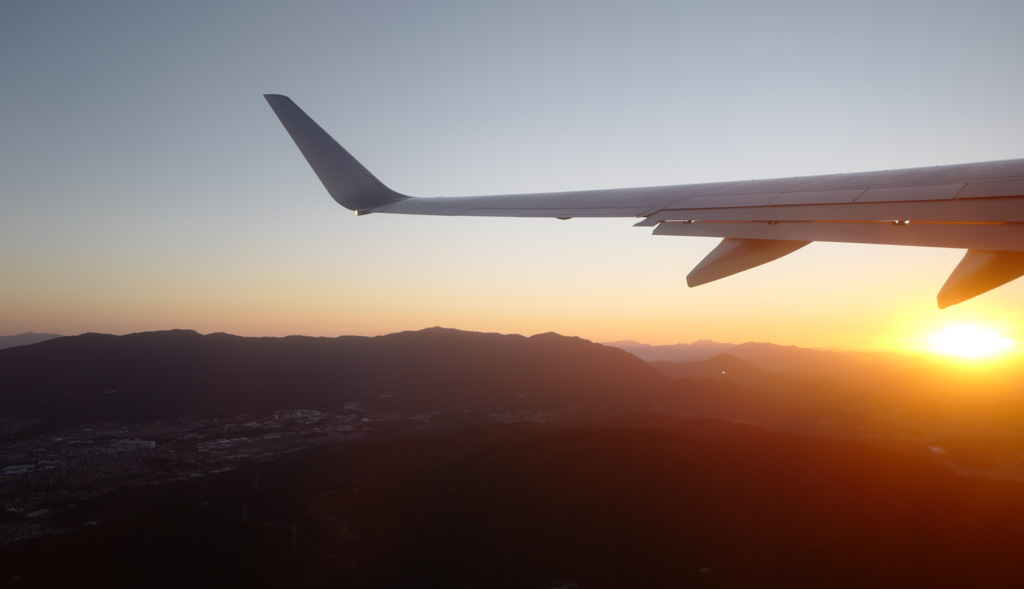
[3,0,1024,351]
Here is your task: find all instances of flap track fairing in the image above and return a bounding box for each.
[687,238,810,287]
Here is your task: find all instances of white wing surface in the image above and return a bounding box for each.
[265,94,1024,308]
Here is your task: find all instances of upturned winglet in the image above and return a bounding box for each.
[264,94,409,214]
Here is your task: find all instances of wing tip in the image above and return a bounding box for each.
[265,93,409,212]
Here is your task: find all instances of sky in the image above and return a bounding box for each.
[2,0,1024,352]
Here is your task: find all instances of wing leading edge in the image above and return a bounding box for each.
[265,94,1024,307]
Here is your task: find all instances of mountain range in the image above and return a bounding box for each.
[0,328,852,434]
[3,327,1023,437]
[0,328,668,425]
[2,327,1024,587]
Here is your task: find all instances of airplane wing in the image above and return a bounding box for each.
[265,94,1024,308]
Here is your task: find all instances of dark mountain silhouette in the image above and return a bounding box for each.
[0,328,676,426]
[0,332,62,350]
[0,328,919,439]
[4,418,1024,588]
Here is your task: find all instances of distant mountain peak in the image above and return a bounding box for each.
[0,332,64,350]
[605,339,737,362]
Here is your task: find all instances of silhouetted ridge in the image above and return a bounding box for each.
[0,332,63,350]
[0,328,670,426]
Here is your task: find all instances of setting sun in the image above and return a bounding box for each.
[929,325,1014,358]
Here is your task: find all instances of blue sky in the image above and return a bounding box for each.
[3,0,1023,350]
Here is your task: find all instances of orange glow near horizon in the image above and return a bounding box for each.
[4,242,1023,353]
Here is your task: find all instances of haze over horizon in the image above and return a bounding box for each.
[3,0,1024,353]
[4,327,1022,367]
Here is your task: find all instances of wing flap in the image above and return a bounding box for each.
[856,183,965,202]
[638,197,1024,225]
[958,179,1024,198]
[654,220,1024,252]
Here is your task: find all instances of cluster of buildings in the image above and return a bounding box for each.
[0,408,373,543]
